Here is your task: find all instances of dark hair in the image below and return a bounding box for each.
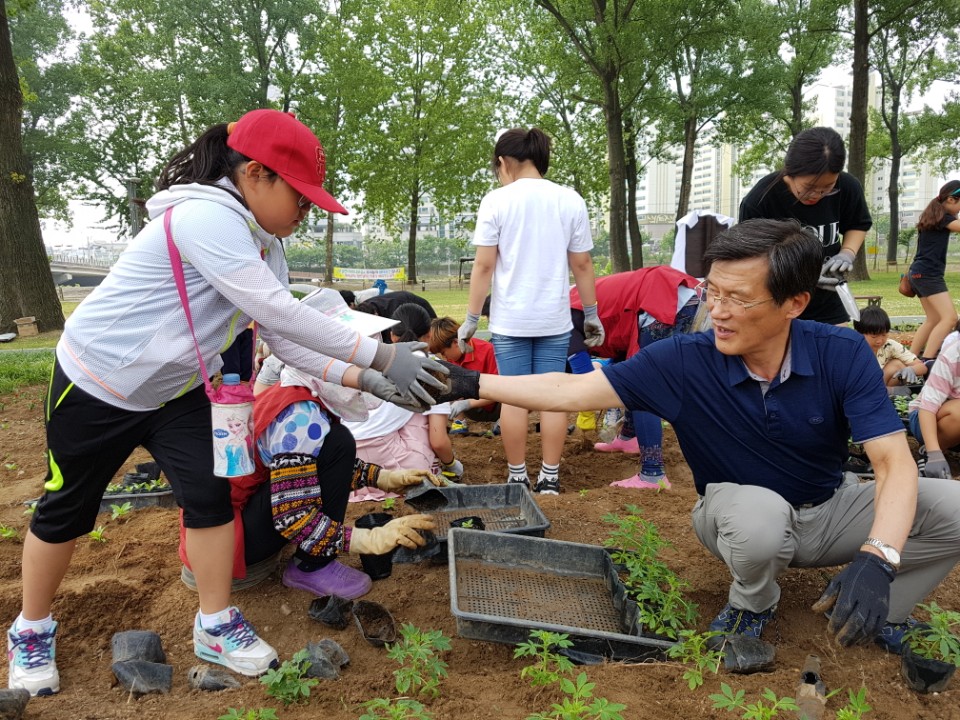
[783,127,846,178]
[339,290,356,308]
[493,127,551,176]
[155,124,274,203]
[853,305,891,335]
[703,219,820,305]
[917,179,960,232]
[355,300,379,316]
[428,317,460,354]
[390,303,432,343]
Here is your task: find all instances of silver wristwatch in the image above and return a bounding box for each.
[863,537,901,570]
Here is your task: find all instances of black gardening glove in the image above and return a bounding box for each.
[429,360,481,405]
[810,551,895,647]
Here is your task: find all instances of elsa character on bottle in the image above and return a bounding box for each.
[223,412,255,476]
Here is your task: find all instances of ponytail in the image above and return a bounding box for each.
[493,127,551,176]
[917,179,960,232]
[390,303,432,343]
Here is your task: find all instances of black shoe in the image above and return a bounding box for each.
[534,477,560,495]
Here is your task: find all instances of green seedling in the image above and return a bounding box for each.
[835,687,872,720]
[388,624,451,700]
[665,629,724,689]
[359,697,433,720]
[603,505,697,638]
[4,462,17,470]
[515,630,575,687]
[87,525,107,543]
[710,684,798,719]
[459,518,475,529]
[382,497,397,511]
[110,501,134,520]
[219,709,279,720]
[525,672,627,720]
[578,489,589,498]
[0,524,20,540]
[23,501,37,516]
[904,602,960,666]
[260,649,318,705]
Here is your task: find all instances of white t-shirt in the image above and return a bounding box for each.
[473,178,593,337]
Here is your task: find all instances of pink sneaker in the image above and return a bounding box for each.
[610,473,671,490]
[593,436,640,454]
[282,559,372,599]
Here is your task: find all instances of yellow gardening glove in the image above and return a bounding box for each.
[349,514,437,554]
[376,468,443,491]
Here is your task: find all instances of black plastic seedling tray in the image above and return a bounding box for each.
[397,483,550,563]
[448,530,675,661]
[98,490,177,514]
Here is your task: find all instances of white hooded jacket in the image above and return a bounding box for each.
[57,180,379,411]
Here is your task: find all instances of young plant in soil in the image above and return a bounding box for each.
[219,708,279,720]
[110,502,134,520]
[359,697,433,720]
[834,687,872,720]
[382,497,397,511]
[387,623,451,700]
[514,631,575,687]
[904,602,960,665]
[259,649,318,705]
[525,672,627,720]
[709,684,798,719]
[602,505,697,638]
[665,629,724,690]
[87,525,107,543]
[23,501,36,516]
[0,524,20,540]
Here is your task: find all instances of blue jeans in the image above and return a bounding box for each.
[491,332,571,376]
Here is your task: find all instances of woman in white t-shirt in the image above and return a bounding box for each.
[458,128,604,494]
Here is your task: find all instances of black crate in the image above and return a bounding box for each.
[396,483,550,564]
[448,530,674,661]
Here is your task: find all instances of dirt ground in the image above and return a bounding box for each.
[1,380,959,720]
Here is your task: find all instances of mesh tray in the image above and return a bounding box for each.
[396,483,550,563]
[448,530,674,661]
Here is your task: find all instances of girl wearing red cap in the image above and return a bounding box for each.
[8,110,445,696]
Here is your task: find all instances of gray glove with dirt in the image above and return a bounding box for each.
[582,304,606,348]
[358,368,429,413]
[371,341,448,407]
[921,449,951,479]
[457,311,481,353]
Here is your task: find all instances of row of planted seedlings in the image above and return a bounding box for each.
[602,504,878,719]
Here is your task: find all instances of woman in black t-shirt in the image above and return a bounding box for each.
[907,180,960,362]
[739,127,872,325]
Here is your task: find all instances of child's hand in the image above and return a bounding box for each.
[893,367,919,385]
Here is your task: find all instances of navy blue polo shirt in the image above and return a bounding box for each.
[603,320,904,506]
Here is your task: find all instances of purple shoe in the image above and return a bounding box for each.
[282,560,372,600]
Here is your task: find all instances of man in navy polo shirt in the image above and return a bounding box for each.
[443,218,960,651]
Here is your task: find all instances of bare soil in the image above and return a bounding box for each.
[1,381,959,720]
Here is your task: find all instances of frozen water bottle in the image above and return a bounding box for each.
[211,373,255,477]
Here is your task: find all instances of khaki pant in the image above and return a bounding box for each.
[692,474,960,621]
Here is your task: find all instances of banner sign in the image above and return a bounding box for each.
[333,267,406,280]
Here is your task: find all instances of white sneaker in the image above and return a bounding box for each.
[7,620,60,696]
[193,608,278,676]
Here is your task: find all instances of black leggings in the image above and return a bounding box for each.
[240,422,357,565]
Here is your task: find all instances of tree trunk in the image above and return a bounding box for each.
[406,183,419,285]
[602,72,629,273]
[847,0,871,279]
[886,113,903,265]
[675,116,698,223]
[624,115,642,269]
[0,3,64,333]
[324,210,335,283]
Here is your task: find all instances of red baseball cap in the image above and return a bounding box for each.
[227,109,348,215]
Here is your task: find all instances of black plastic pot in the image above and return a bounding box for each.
[308,595,355,630]
[901,650,957,693]
[449,515,485,531]
[354,512,395,580]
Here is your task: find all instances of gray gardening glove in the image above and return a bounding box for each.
[448,399,473,418]
[821,248,856,281]
[921,449,951,479]
[457,311,481,353]
[582,304,606,348]
[893,367,920,385]
[358,368,429,413]
[371,341,448,407]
